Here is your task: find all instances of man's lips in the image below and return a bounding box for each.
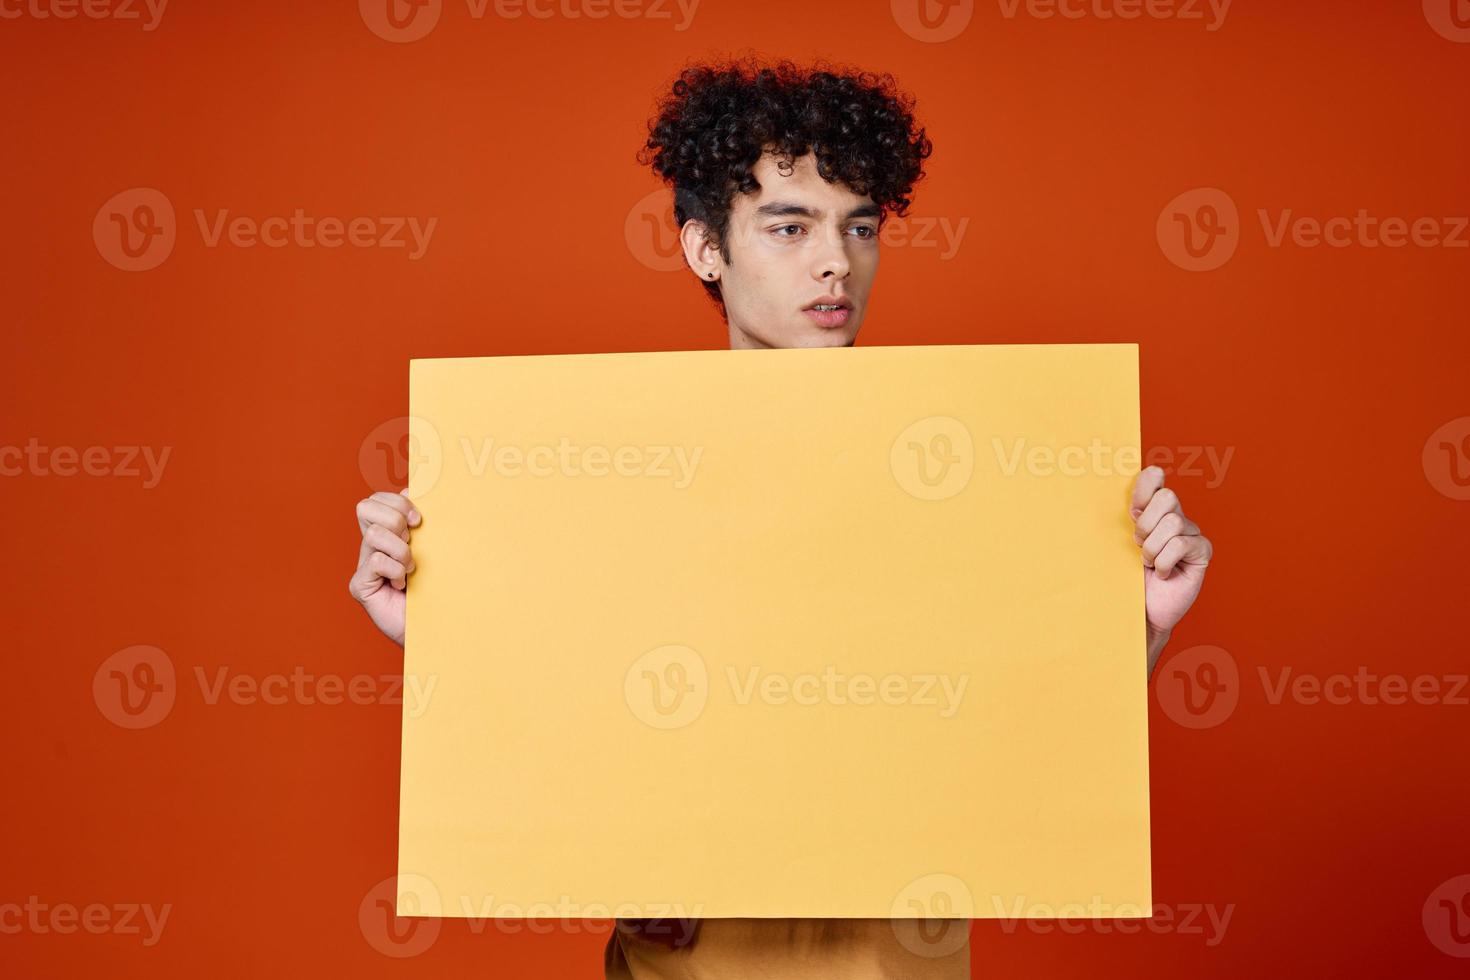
[803,306,852,328]
[802,296,853,329]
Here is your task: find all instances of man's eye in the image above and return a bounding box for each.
[773,224,804,237]
[849,225,878,239]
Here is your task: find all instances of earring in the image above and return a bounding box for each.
[707,272,716,279]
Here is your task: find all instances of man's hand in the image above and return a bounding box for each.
[348,489,420,647]
[1130,465,1213,677]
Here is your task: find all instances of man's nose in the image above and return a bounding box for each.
[812,225,851,281]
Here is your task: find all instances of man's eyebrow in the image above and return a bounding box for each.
[752,201,883,220]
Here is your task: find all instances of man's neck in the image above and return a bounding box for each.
[727,322,770,350]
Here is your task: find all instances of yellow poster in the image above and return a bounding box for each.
[400,344,1149,920]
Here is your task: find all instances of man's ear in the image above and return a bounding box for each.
[679,220,722,283]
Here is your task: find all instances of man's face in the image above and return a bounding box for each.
[681,150,882,350]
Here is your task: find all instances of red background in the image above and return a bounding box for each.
[3,0,1468,976]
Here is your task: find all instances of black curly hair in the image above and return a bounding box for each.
[637,56,934,317]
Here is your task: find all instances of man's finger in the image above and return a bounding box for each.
[1134,485,1183,543]
[356,497,412,538]
[365,551,409,592]
[1155,533,1213,578]
[1141,511,1199,564]
[361,490,420,527]
[1130,465,1166,517]
[364,524,415,571]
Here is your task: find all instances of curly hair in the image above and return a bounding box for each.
[637,56,934,316]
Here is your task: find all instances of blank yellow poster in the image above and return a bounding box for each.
[399,343,1150,920]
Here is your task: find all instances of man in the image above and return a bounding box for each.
[349,57,1213,979]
